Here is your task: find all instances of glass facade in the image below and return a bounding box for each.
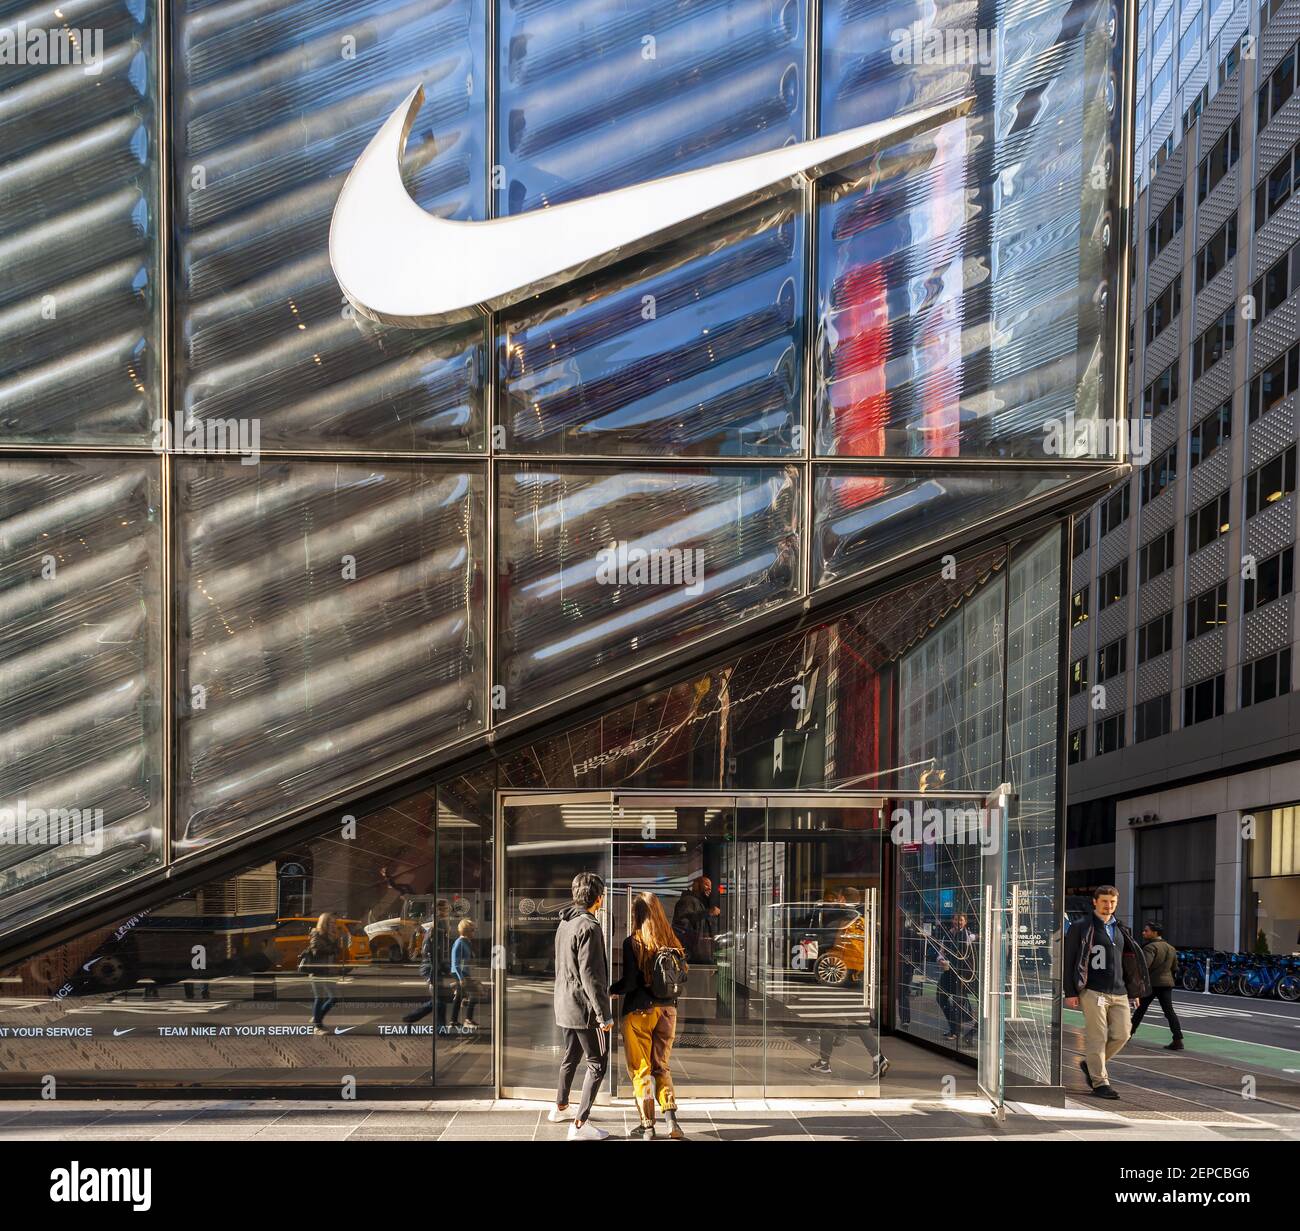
[0,530,1066,1096]
[0,0,1128,1100]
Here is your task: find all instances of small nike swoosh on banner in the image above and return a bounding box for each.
[112,1028,134,1037]
[330,86,971,327]
[333,1026,357,1035]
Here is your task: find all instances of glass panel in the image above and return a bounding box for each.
[763,804,883,1096]
[496,0,806,214]
[978,788,1011,1107]
[496,463,801,712]
[171,0,487,451]
[0,1,160,443]
[0,457,163,934]
[0,807,435,1090]
[818,0,1122,459]
[174,457,486,851]
[500,800,616,1096]
[436,770,494,1085]
[498,197,804,458]
[1004,528,1065,1089]
[814,466,1076,587]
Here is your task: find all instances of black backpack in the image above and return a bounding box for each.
[650,948,688,1000]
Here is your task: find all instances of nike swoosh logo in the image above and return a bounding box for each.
[112,1028,133,1037]
[333,1026,357,1035]
[331,86,971,327]
[82,958,101,971]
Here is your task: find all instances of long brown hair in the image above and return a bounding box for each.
[630,892,683,981]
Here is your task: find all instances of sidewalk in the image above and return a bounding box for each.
[1,1088,1295,1142]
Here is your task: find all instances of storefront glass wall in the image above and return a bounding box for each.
[0,527,1066,1096]
[0,0,1128,947]
[1245,804,1300,956]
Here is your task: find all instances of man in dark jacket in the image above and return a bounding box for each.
[550,872,613,1140]
[1130,921,1184,1050]
[1062,885,1152,1100]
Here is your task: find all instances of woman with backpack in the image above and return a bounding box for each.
[611,892,688,1139]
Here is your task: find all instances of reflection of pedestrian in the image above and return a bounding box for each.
[301,913,346,1035]
[897,919,923,1028]
[449,919,480,1029]
[672,876,720,962]
[1130,921,1184,1051]
[809,1025,889,1079]
[936,912,975,1044]
[404,900,451,1026]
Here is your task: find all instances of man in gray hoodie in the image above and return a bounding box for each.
[549,872,613,1140]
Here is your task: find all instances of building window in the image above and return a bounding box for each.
[1219,38,1240,87]
[1137,609,1174,662]
[1100,484,1131,535]
[1071,585,1090,627]
[1098,562,1128,609]
[1187,491,1230,554]
[1095,712,1126,754]
[1192,308,1235,380]
[1243,546,1295,612]
[1134,693,1172,742]
[1148,189,1184,258]
[1197,118,1239,203]
[1186,581,1229,641]
[1073,511,1092,559]
[1252,245,1300,324]
[1139,527,1175,583]
[1242,648,1292,706]
[1143,360,1179,418]
[1183,673,1226,725]
[1145,275,1182,343]
[1257,138,1300,228]
[1068,728,1087,764]
[1140,445,1176,505]
[1070,657,1089,695]
[1245,446,1297,518]
[1249,343,1300,422]
[1195,216,1237,291]
[1096,636,1127,683]
[1258,44,1297,131]
[1189,400,1231,467]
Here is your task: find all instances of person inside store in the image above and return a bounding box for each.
[936,911,976,1044]
[672,875,721,963]
[449,917,480,1030]
[300,912,347,1035]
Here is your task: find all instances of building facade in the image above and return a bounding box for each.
[1069,0,1300,957]
[0,0,1129,1100]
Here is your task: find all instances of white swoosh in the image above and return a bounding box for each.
[112,1028,133,1037]
[330,86,971,327]
[333,1025,357,1035]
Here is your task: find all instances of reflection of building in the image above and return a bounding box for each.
[0,0,1131,1103]
[1068,1,1300,956]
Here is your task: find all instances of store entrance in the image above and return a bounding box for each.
[496,791,888,1099]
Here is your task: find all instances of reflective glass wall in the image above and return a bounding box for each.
[0,525,1067,1094]
[0,0,1127,945]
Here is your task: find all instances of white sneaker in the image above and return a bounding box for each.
[547,1106,573,1123]
[567,1120,609,1141]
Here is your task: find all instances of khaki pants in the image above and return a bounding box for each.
[622,1005,677,1112]
[1081,989,1132,1087]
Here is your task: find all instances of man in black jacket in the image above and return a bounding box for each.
[1062,885,1152,1100]
[550,872,613,1140]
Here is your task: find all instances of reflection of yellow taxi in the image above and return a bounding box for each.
[270,918,371,970]
[816,914,865,986]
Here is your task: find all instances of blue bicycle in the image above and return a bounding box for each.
[1237,955,1300,1001]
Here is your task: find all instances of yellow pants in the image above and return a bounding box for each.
[622,1005,678,1111]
